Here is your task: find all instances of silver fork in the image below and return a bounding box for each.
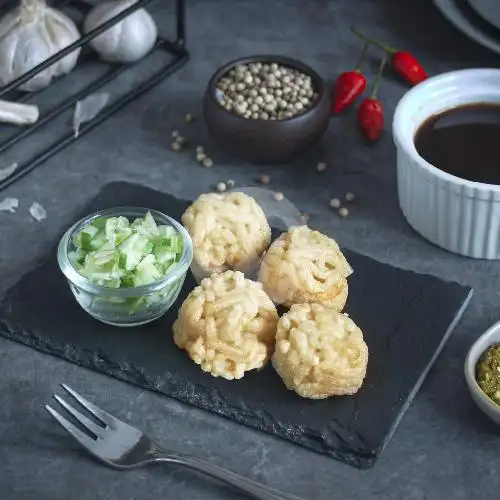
[46,384,306,500]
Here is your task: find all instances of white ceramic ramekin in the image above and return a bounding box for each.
[393,69,500,259]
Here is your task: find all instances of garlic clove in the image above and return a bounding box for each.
[83,0,157,64]
[0,99,39,125]
[83,3,121,59]
[45,8,81,76]
[11,35,56,91]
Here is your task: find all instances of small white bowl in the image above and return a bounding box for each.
[393,68,500,260]
[465,321,500,425]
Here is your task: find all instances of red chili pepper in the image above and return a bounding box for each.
[332,43,369,114]
[351,27,428,86]
[357,58,386,142]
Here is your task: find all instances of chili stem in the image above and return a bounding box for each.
[354,42,369,71]
[351,27,397,55]
[370,58,387,99]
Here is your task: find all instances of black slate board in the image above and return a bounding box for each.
[0,182,473,468]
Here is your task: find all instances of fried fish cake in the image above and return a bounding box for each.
[272,303,368,399]
[259,225,352,310]
[182,192,271,279]
[173,270,279,380]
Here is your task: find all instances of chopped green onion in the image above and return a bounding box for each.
[72,212,184,289]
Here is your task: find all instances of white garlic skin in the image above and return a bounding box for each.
[0,0,81,92]
[83,0,157,64]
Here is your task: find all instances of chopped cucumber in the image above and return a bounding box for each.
[71,212,184,294]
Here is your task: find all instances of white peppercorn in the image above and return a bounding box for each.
[171,142,182,151]
[259,174,270,184]
[330,198,341,209]
[203,158,214,168]
[316,162,327,173]
[235,102,247,115]
[338,207,349,218]
[273,191,284,201]
[215,61,317,120]
[345,192,355,202]
[227,179,235,188]
[216,181,226,192]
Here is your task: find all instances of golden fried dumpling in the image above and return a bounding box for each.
[181,192,271,278]
[258,225,352,310]
[272,303,368,399]
[173,270,279,380]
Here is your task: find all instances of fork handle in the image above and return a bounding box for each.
[155,453,306,500]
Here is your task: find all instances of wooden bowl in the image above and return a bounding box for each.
[203,55,331,164]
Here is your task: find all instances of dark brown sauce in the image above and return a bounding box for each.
[414,103,500,184]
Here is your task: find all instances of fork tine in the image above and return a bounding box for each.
[61,384,117,427]
[45,404,99,453]
[53,395,105,439]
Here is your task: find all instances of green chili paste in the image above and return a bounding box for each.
[476,344,500,406]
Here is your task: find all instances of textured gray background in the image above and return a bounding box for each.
[1,0,500,499]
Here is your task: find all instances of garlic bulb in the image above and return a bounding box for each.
[0,0,81,92]
[83,0,157,64]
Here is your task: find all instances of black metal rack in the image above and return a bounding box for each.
[0,0,188,193]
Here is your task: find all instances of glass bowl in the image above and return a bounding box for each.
[57,207,193,327]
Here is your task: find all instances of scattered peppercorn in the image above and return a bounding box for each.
[332,43,369,114]
[176,136,187,146]
[227,179,235,188]
[357,58,386,142]
[273,191,284,201]
[338,207,349,218]
[171,142,182,151]
[196,146,204,154]
[203,158,214,168]
[329,198,341,209]
[196,152,206,162]
[345,192,355,202]
[216,182,227,192]
[316,162,327,173]
[259,174,271,185]
[301,213,309,224]
[172,130,180,138]
[185,113,195,123]
[351,28,428,86]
